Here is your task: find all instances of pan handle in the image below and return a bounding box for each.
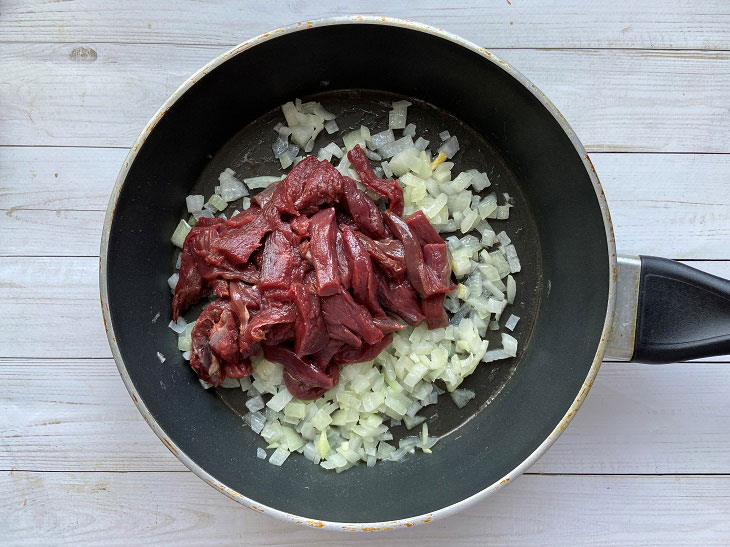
[606,255,730,363]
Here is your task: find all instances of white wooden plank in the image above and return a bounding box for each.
[0,359,186,472]
[1,44,729,152]
[2,358,729,474]
[592,153,730,258]
[0,209,104,256]
[0,257,110,358]
[2,0,730,50]
[3,148,730,259]
[0,146,127,210]
[3,471,730,545]
[3,258,729,359]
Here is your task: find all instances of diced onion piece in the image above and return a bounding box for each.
[272,134,289,158]
[377,136,414,159]
[324,120,339,134]
[156,351,166,363]
[267,388,293,412]
[439,130,451,141]
[506,275,517,304]
[460,209,480,234]
[220,377,240,388]
[281,101,304,126]
[246,395,265,413]
[167,272,179,292]
[414,137,429,152]
[467,169,491,191]
[246,411,266,434]
[207,194,227,211]
[364,147,382,161]
[186,195,204,213]
[279,151,294,169]
[501,333,518,357]
[243,175,281,190]
[322,142,344,159]
[170,219,191,248]
[269,447,291,466]
[257,447,267,459]
[389,147,419,177]
[504,244,521,273]
[450,389,475,408]
[505,314,520,331]
[360,125,371,144]
[311,103,336,120]
[343,129,367,151]
[496,205,511,220]
[403,123,416,137]
[371,129,395,149]
[388,101,409,129]
[438,135,460,159]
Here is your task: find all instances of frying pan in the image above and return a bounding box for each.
[100,17,730,530]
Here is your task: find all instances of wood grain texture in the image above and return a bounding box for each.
[3,3,730,543]
[3,148,730,259]
[0,257,109,359]
[2,359,729,474]
[2,44,729,152]
[0,209,104,257]
[3,471,730,545]
[2,0,730,50]
[0,146,127,210]
[3,258,729,360]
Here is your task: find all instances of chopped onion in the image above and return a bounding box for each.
[171,102,527,472]
[414,137,430,152]
[269,447,291,466]
[168,317,187,334]
[450,389,475,408]
[378,136,414,159]
[271,135,289,158]
[438,135,460,159]
[371,129,395,149]
[388,103,409,129]
[343,129,366,151]
[506,275,517,304]
[186,195,204,213]
[257,447,267,459]
[364,147,382,161]
[278,151,293,169]
[501,333,518,357]
[243,175,281,189]
[167,272,179,292]
[170,219,191,248]
[156,352,166,363]
[246,395,265,413]
[504,314,520,331]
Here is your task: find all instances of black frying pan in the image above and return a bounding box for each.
[100,17,730,530]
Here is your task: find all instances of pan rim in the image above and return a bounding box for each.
[99,15,617,532]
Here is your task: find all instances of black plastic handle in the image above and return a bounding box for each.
[633,256,730,363]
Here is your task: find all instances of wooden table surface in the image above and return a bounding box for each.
[2,2,730,544]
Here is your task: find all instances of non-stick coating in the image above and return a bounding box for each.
[105,23,609,523]
[194,90,540,436]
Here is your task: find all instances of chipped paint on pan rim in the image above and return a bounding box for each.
[100,15,617,532]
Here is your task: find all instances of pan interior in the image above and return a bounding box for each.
[105,22,609,523]
[189,89,542,438]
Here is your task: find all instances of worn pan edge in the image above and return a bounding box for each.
[99,15,618,532]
